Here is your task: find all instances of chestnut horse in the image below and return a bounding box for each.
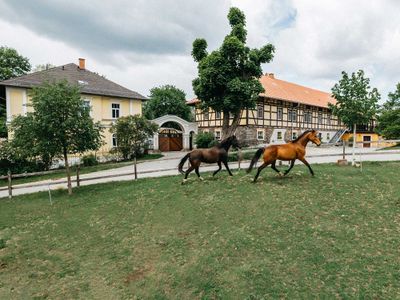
[247,130,321,182]
[178,135,240,183]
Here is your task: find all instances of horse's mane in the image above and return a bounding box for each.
[291,130,314,143]
[219,136,233,148]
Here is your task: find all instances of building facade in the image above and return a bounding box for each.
[189,73,345,146]
[0,59,146,152]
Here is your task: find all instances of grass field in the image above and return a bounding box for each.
[0,162,399,299]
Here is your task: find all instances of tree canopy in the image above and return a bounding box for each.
[143,85,192,121]
[0,46,31,81]
[110,115,158,160]
[10,81,103,194]
[376,83,400,139]
[191,7,274,138]
[329,70,380,127]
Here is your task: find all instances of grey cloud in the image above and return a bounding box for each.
[0,0,231,61]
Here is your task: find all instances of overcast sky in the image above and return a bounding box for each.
[0,0,399,101]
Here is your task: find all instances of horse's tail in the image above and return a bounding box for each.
[247,147,264,173]
[178,153,191,174]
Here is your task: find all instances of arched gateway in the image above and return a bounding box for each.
[151,115,198,151]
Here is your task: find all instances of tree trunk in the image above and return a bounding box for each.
[352,123,357,166]
[63,147,72,195]
[221,111,241,139]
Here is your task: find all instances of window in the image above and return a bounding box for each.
[257,130,264,140]
[257,104,264,119]
[318,132,322,140]
[327,115,331,126]
[277,131,283,140]
[277,107,283,120]
[216,111,221,119]
[304,111,312,123]
[112,103,120,119]
[326,133,330,140]
[204,111,209,120]
[292,132,297,140]
[288,109,297,122]
[215,130,221,140]
[318,113,322,124]
[112,134,117,148]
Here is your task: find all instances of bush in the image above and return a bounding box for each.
[195,132,216,148]
[82,154,98,167]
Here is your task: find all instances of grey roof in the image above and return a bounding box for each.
[0,63,147,100]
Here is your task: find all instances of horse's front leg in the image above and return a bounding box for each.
[195,166,204,181]
[298,157,314,176]
[222,159,233,176]
[271,161,284,177]
[213,161,222,177]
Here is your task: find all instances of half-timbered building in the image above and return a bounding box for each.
[188,73,345,146]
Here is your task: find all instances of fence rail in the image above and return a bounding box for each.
[1,140,400,199]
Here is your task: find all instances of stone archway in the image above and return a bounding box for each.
[151,115,198,151]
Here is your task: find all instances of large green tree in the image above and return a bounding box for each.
[10,81,103,195]
[191,7,275,138]
[144,85,192,121]
[329,70,380,165]
[0,46,31,80]
[376,83,400,139]
[110,115,158,160]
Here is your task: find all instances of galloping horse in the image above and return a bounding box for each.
[178,135,240,183]
[247,130,321,182]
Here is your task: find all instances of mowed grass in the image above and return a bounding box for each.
[0,162,399,299]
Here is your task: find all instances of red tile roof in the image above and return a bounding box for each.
[187,74,336,108]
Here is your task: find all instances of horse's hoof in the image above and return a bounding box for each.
[181,179,188,185]
[279,172,284,177]
[199,177,204,181]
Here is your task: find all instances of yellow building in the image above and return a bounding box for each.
[0,59,146,152]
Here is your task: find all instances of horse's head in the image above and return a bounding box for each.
[308,130,321,146]
[230,135,241,149]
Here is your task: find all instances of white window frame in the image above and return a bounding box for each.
[327,114,331,126]
[111,103,120,119]
[318,113,323,125]
[215,111,221,119]
[326,133,330,141]
[112,134,118,148]
[292,132,297,140]
[204,111,209,120]
[304,111,312,123]
[257,129,265,140]
[288,108,297,122]
[277,131,283,140]
[83,99,92,116]
[215,130,221,140]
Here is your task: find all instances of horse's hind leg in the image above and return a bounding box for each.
[253,162,269,183]
[299,157,314,176]
[284,159,296,176]
[182,165,195,184]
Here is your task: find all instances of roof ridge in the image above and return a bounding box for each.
[263,75,332,95]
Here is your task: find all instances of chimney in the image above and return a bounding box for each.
[78,58,86,70]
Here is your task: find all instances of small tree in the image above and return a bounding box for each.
[192,7,274,138]
[144,85,193,121]
[376,83,400,139]
[329,70,380,165]
[110,115,158,160]
[10,81,103,194]
[0,46,31,80]
[32,63,56,73]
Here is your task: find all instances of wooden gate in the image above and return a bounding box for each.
[363,135,371,148]
[159,129,183,152]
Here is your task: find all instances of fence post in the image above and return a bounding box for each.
[76,164,80,187]
[134,156,137,180]
[342,140,346,160]
[238,149,242,171]
[7,170,12,199]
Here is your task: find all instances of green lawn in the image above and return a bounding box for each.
[0,162,399,299]
[0,153,163,188]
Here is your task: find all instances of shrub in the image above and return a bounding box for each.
[82,154,98,167]
[195,132,216,148]
[0,239,5,249]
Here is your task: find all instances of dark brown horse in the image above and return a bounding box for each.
[247,130,321,182]
[178,135,240,183]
